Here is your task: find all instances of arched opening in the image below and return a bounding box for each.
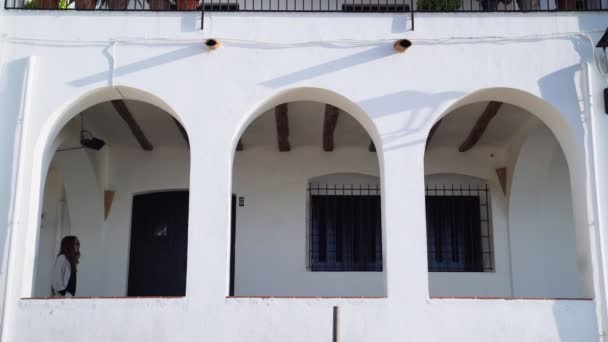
[32,96,191,298]
[230,100,385,297]
[424,96,592,299]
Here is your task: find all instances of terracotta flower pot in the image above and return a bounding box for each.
[106,0,128,9]
[148,0,169,9]
[38,0,59,8]
[557,0,576,9]
[177,0,198,10]
[76,0,96,9]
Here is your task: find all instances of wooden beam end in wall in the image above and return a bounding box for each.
[496,167,507,196]
[104,190,115,220]
[459,101,503,152]
[368,141,376,152]
[275,103,290,152]
[236,139,244,151]
[323,105,340,152]
[111,100,154,151]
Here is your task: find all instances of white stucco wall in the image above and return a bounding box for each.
[509,126,582,298]
[233,147,384,296]
[0,8,606,342]
[33,166,70,297]
[0,58,29,325]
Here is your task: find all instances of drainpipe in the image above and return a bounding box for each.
[583,61,608,342]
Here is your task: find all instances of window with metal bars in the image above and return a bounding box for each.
[309,184,382,272]
[425,184,493,272]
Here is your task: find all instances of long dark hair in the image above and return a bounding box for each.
[59,236,80,265]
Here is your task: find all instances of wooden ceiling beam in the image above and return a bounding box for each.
[275,103,290,152]
[111,100,154,151]
[323,105,340,152]
[173,118,189,148]
[458,101,503,152]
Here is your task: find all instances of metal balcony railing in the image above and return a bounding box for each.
[4,0,608,11]
[4,0,608,13]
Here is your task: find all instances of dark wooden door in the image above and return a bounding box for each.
[128,191,189,296]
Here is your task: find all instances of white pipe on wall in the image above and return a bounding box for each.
[586,61,608,341]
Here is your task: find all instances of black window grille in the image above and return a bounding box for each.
[425,184,493,272]
[6,0,606,12]
[309,184,382,272]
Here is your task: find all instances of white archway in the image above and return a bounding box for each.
[25,86,191,298]
[230,91,386,297]
[423,88,593,299]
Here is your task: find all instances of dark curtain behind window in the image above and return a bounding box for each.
[426,195,482,272]
[311,195,382,271]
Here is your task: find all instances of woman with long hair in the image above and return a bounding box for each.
[51,236,80,297]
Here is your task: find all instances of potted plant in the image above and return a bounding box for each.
[24,0,69,9]
[148,0,169,9]
[101,0,128,9]
[177,0,199,10]
[75,0,97,9]
[416,0,460,11]
[23,0,40,8]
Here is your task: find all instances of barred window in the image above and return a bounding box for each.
[309,184,382,272]
[425,184,493,272]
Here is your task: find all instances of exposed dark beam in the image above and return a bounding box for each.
[173,118,189,148]
[323,105,340,152]
[458,101,503,152]
[368,141,376,152]
[426,118,443,147]
[111,100,154,151]
[236,139,244,151]
[275,103,290,152]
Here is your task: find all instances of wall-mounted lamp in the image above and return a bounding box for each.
[394,39,412,53]
[205,39,220,50]
[57,114,106,152]
[80,131,106,151]
[79,114,106,151]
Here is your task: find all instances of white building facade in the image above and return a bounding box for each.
[1,1,608,340]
